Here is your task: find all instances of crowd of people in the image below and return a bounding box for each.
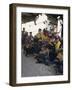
[22,22,63,75]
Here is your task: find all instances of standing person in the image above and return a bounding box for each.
[24,32,30,56]
[28,32,33,43]
[28,32,34,54]
[22,28,26,48]
[42,29,49,45]
[36,29,43,41]
[57,16,63,38]
[55,37,61,51]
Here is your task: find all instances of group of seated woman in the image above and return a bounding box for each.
[22,28,63,74]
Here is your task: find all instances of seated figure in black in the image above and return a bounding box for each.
[54,49,63,74]
[48,36,56,64]
[36,45,50,65]
[32,36,41,56]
